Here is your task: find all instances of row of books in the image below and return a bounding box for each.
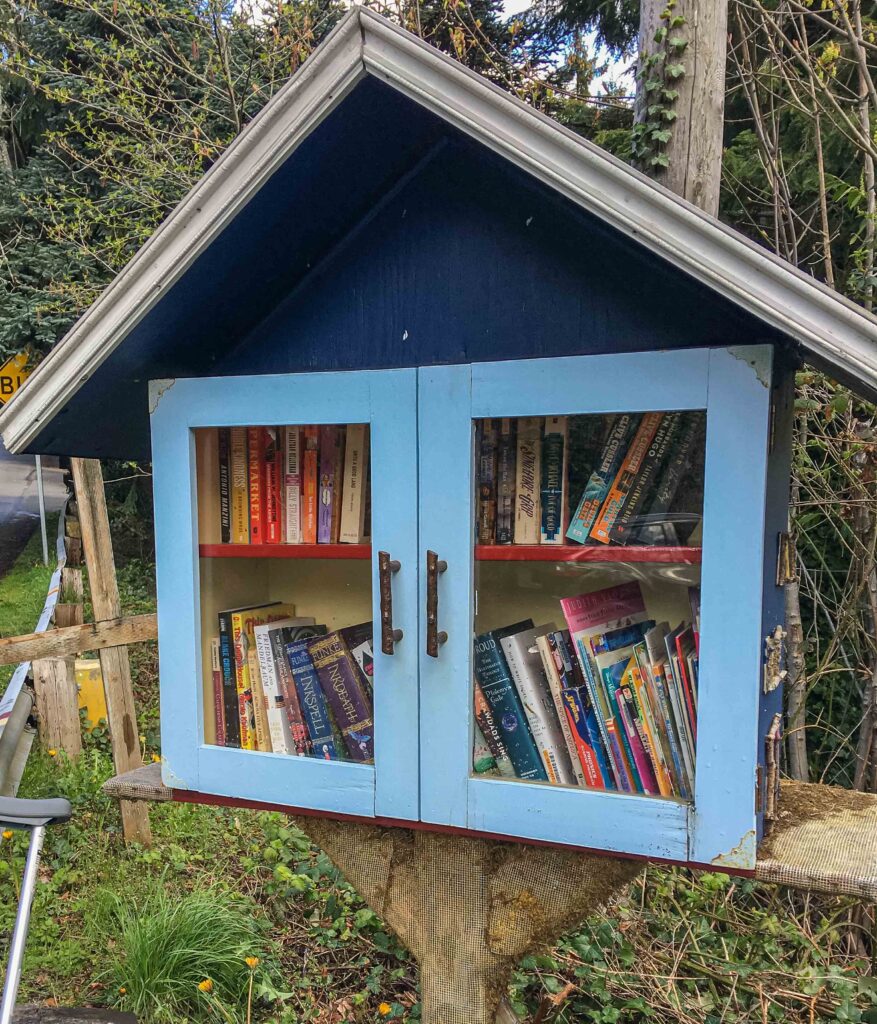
[472,580,701,799]
[215,425,370,545]
[475,412,704,547]
[211,601,374,762]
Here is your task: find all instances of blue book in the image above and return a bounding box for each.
[286,639,338,760]
[600,657,643,792]
[473,621,547,781]
[566,414,639,543]
[589,621,655,656]
[562,686,615,789]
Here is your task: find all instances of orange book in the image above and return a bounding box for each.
[590,413,663,544]
[302,426,319,544]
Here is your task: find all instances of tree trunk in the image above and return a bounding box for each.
[634,0,729,216]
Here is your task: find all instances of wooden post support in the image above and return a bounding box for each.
[71,458,152,846]
[32,658,81,759]
[54,566,84,628]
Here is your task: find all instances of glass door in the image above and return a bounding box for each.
[151,369,419,821]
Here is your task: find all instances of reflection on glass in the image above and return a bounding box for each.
[472,412,703,801]
[194,425,373,762]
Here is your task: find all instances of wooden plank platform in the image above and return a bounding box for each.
[13,1009,137,1023]
[102,768,877,898]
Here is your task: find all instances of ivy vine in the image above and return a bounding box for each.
[631,1,688,171]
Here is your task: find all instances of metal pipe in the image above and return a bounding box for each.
[35,456,48,566]
[0,824,45,1024]
[0,688,34,797]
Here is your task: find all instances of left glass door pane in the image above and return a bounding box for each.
[194,424,374,762]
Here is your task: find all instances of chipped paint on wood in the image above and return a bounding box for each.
[148,378,176,413]
[711,829,756,869]
[728,346,771,387]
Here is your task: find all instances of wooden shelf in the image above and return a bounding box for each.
[199,543,371,560]
[475,545,702,564]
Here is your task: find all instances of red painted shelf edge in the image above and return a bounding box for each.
[475,545,702,564]
[199,543,372,559]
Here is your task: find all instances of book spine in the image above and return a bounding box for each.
[302,427,319,544]
[628,658,673,797]
[650,665,687,799]
[476,419,499,544]
[231,611,256,750]
[472,725,496,774]
[263,427,283,545]
[318,426,340,544]
[286,641,338,759]
[540,416,567,544]
[211,636,225,746]
[283,427,302,544]
[495,418,516,544]
[601,663,642,791]
[217,613,240,747]
[230,427,249,544]
[249,638,273,753]
[635,413,700,545]
[473,633,547,781]
[473,682,515,777]
[513,417,542,544]
[590,413,663,544]
[566,633,624,789]
[247,426,265,545]
[589,621,653,655]
[609,413,680,545]
[308,633,374,763]
[665,662,696,792]
[267,696,293,755]
[218,429,231,544]
[539,634,585,785]
[560,686,608,789]
[604,720,634,794]
[618,685,658,794]
[566,414,638,543]
[271,631,310,756]
[339,424,368,544]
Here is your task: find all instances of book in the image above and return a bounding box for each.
[609,413,680,545]
[254,617,316,755]
[234,602,294,751]
[246,427,265,545]
[617,659,660,794]
[286,638,338,759]
[217,610,241,747]
[501,625,577,785]
[229,427,249,544]
[340,622,374,695]
[513,417,542,544]
[540,416,567,544]
[263,427,283,545]
[477,419,499,544]
[536,633,584,786]
[674,625,698,740]
[566,414,638,543]
[283,427,302,544]
[629,644,674,797]
[271,622,326,756]
[318,426,344,544]
[309,631,375,762]
[473,621,547,781]
[473,682,515,777]
[635,413,701,546]
[590,413,663,544]
[597,652,642,791]
[217,428,231,544]
[643,622,690,798]
[302,427,319,544]
[495,418,516,544]
[473,726,496,774]
[211,636,225,746]
[339,424,369,544]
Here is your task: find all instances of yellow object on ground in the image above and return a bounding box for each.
[75,659,107,725]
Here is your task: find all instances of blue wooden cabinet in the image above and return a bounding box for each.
[150,344,779,870]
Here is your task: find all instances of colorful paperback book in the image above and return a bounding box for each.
[318,426,344,544]
[211,636,225,746]
[477,419,499,544]
[643,623,690,798]
[501,625,577,785]
[247,426,265,545]
[283,426,302,544]
[217,428,231,544]
[473,682,515,777]
[473,726,496,774]
[254,617,316,755]
[590,414,663,544]
[234,603,294,751]
[339,424,369,544]
[340,622,374,695]
[629,646,674,797]
[286,639,338,759]
[230,427,249,543]
[263,427,283,545]
[598,653,643,792]
[302,427,319,544]
[271,623,326,756]
[536,633,584,786]
[513,418,542,544]
[540,416,568,544]
[609,413,681,545]
[308,631,374,762]
[218,611,241,747]
[473,621,546,781]
[495,418,516,544]
[566,414,638,544]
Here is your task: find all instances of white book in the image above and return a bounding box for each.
[339,424,369,543]
[283,426,302,544]
[535,633,584,786]
[501,623,577,785]
[514,417,542,544]
[254,617,316,755]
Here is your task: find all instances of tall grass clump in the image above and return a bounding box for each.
[96,888,272,1022]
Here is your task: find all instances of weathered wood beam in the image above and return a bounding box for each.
[0,613,157,666]
[32,658,81,759]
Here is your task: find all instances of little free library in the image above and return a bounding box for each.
[4,8,877,878]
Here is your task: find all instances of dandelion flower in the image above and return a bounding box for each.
[378,1003,392,1016]
[48,749,57,757]
[139,735,146,744]
[198,979,213,993]
[2,830,12,840]
[151,753,161,763]
[118,987,126,995]
[245,956,260,969]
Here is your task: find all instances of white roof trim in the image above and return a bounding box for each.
[4,6,877,452]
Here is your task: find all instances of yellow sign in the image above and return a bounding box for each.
[0,351,30,406]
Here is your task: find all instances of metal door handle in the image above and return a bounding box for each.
[426,550,447,658]
[378,551,402,655]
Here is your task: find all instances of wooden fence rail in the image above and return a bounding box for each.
[0,613,157,666]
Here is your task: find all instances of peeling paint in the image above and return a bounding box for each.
[161,760,189,790]
[148,378,176,413]
[728,346,771,387]
[711,829,756,868]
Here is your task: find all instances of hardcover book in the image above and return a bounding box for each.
[590,413,663,544]
[271,622,326,756]
[211,636,225,746]
[246,426,265,545]
[263,427,283,545]
[473,682,514,777]
[339,424,369,544]
[286,638,338,759]
[302,426,319,544]
[476,419,499,545]
[535,633,584,786]
[540,417,568,544]
[495,418,516,544]
[513,417,542,544]
[254,617,317,756]
[283,426,302,544]
[217,611,241,747]
[308,631,374,763]
[230,427,249,544]
[340,622,374,695]
[566,414,638,544]
[318,425,344,544]
[217,428,231,544]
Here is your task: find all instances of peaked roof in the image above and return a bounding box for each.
[3,6,877,454]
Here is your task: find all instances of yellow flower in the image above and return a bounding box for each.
[48,749,57,757]
[245,956,259,970]
[118,987,126,995]
[139,735,146,744]
[2,830,13,840]
[198,979,213,993]
[151,753,161,763]
[378,1003,392,1016]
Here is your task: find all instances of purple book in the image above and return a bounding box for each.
[318,426,344,544]
[307,631,374,762]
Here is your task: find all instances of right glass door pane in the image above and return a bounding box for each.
[472,411,705,802]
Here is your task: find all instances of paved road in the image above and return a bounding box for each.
[0,442,67,576]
